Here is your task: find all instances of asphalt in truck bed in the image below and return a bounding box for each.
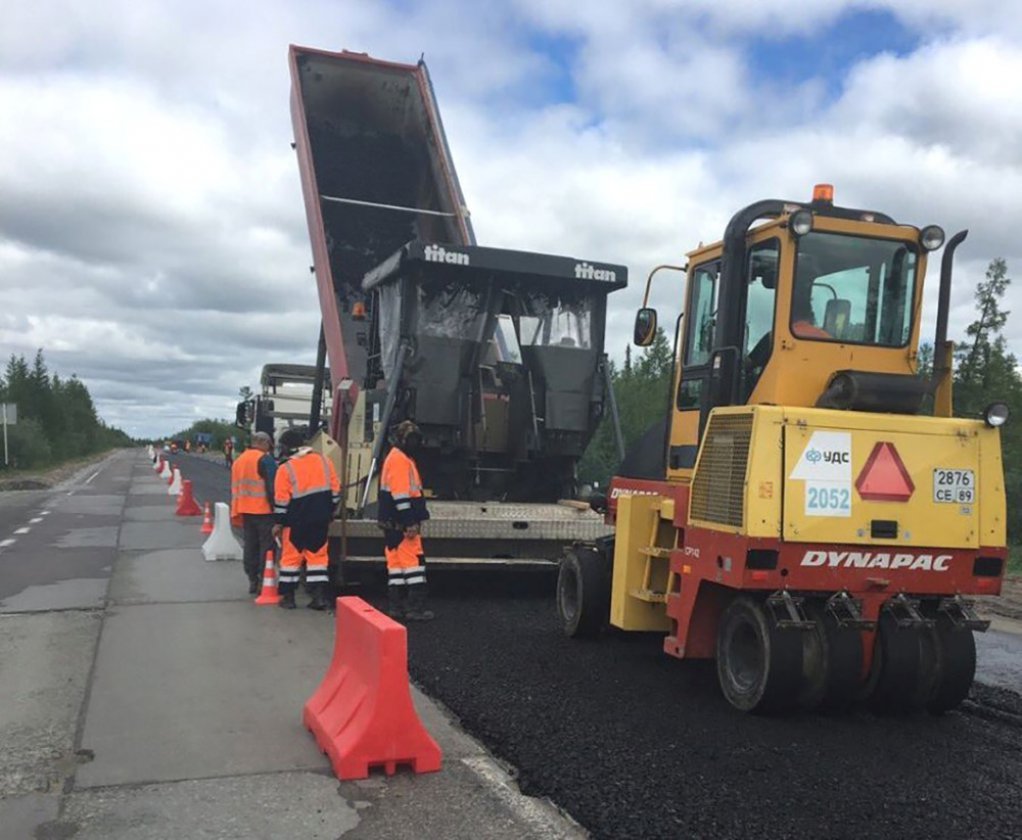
[172,451,1022,840]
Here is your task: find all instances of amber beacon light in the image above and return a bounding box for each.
[812,183,834,203]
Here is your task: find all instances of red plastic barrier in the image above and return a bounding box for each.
[304,596,442,780]
[175,479,202,516]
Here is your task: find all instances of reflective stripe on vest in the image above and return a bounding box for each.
[276,453,338,511]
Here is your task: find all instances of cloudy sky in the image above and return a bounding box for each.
[3,1,1022,438]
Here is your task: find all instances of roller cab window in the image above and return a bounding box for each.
[791,232,918,346]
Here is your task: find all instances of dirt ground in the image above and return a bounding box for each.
[982,574,1022,621]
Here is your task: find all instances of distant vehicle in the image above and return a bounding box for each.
[235,364,332,442]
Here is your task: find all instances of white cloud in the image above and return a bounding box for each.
[2,0,1022,436]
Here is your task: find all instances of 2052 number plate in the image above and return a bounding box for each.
[933,469,975,504]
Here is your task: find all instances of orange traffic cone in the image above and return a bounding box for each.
[200,502,214,535]
[254,550,281,606]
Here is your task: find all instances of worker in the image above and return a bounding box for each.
[230,431,277,595]
[791,294,831,339]
[223,437,234,468]
[272,428,340,610]
[378,420,434,621]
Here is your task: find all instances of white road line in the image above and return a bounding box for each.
[14,527,30,535]
[0,538,15,547]
[30,517,43,523]
[66,491,74,496]
[40,510,50,515]
[85,469,101,484]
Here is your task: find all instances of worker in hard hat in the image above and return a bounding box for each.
[230,431,278,595]
[378,420,434,621]
[272,428,341,610]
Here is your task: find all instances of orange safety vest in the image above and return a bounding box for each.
[231,448,272,516]
[273,450,341,518]
[378,447,429,527]
[792,320,831,340]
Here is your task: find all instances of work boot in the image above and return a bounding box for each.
[278,590,296,610]
[306,583,329,611]
[387,586,406,620]
[405,586,435,622]
[248,577,259,596]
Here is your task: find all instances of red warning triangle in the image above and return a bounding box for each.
[856,442,914,502]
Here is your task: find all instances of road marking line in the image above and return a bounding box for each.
[40,510,50,515]
[30,517,43,523]
[0,538,15,547]
[85,469,101,484]
[66,491,74,496]
[14,527,30,535]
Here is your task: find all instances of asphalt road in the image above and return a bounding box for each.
[0,456,128,609]
[403,594,1022,840]
[165,450,1022,840]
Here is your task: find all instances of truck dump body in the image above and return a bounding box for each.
[289,45,626,570]
[289,45,473,423]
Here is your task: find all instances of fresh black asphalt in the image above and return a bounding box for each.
[171,451,1022,840]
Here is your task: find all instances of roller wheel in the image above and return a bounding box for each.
[716,596,802,714]
[557,544,611,638]
[927,615,976,715]
[867,610,923,713]
[798,601,863,712]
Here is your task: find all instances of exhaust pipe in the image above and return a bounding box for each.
[931,229,968,395]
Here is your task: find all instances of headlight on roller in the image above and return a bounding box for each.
[984,401,1009,427]
[790,209,813,237]
[920,225,945,251]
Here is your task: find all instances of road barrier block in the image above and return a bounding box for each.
[201,502,242,561]
[304,596,442,780]
[167,468,183,495]
[159,460,172,481]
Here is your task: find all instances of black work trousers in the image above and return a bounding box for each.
[242,513,275,582]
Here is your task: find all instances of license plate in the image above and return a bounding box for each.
[933,469,975,504]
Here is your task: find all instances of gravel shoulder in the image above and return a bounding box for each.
[0,450,124,492]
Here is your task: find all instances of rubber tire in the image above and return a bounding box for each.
[927,616,976,715]
[798,601,863,712]
[557,545,611,638]
[716,596,802,714]
[867,610,923,714]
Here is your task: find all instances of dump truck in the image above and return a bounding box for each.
[287,45,625,572]
[557,184,1008,714]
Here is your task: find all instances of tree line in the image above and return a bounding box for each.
[580,257,1022,544]
[0,350,131,470]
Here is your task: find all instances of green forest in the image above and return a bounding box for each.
[581,257,1022,552]
[0,350,131,470]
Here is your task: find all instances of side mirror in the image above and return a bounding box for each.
[633,308,657,346]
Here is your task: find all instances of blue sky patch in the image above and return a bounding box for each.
[746,8,920,101]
